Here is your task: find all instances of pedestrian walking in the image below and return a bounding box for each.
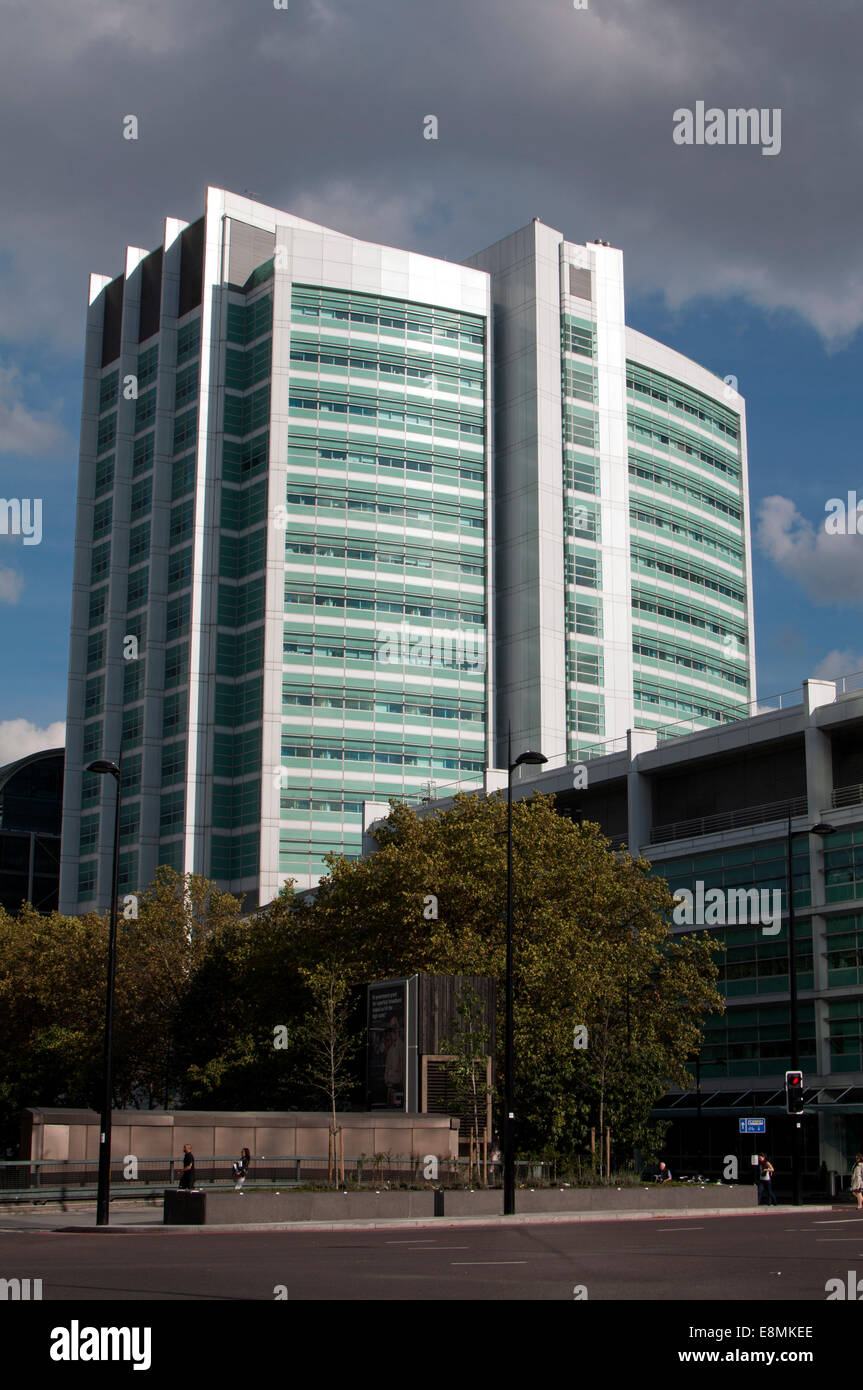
[233,1146,251,1189]
[178,1142,196,1190]
[757,1152,777,1205]
[851,1152,863,1211]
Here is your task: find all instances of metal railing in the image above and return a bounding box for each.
[390,674,863,813]
[0,1156,562,1202]
[649,795,807,846]
[835,671,863,696]
[832,784,863,810]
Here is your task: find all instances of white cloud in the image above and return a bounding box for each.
[286,180,440,253]
[812,649,863,681]
[0,364,66,457]
[0,718,65,766]
[0,565,24,603]
[756,495,863,606]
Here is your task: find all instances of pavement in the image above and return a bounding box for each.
[0,1200,841,1234]
[1,1207,861,1300]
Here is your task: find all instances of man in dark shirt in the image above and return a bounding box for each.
[655,1161,672,1183]
[178,1143,195,1190]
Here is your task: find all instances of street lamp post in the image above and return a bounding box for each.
[87,757,122,1227]
[786,815,833,1207]
[695,1050,702,1174]
[504,729,547,1216]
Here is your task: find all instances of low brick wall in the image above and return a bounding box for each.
[163,1183,759,1225]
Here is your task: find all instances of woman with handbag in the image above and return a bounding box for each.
[851,1152,863,1211]
[232,1146,251,1190]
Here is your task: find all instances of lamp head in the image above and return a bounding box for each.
[513,750,547,769]
[86,759,120,779]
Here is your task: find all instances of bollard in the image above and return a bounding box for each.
[434,1188,445,1217]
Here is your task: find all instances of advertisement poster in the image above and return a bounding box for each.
[367,981,407,1110]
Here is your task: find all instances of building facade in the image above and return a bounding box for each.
[60,188,492,909]
[60,201,757,912]
[465,221,755,767]
[0,749,63,914]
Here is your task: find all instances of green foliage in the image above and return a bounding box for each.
[294,965,364,1131]
[0,798,723,1169]
[439,984,493,1158]
[0,902,107,1147]
[305,792,723,1162]
[0,869,251,1147]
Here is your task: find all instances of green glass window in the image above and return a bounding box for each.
[124,659,145,702]
[122,706,143,745]
[84,676,103,715]
[97,414,116,455]
[134,390,156,433]
[129,521,150,563]
[161,741,186,785]
[170,500,194,544]
[137,344,158,389]
[89,586,108,627]
[79,814,99,855]
[130,477,152,520]
[126,567,148,610]
[78,860,98,896]
[177,317,201,363]
[93,498,112,541]
[168,548,193,590]
[82,721,102,759]
[91,542,110,582]
[133,434,155,476]
[164,642,189,688]
[86,631,105,671]
[94,455,115,497]
[173,408,197,455]
[163,691,187,737]
[99,371,119,413]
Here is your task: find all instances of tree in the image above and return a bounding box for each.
[176,880,312,1110]
[0,867,249,1148]
[299,791,723,1164]
[113,867,245,1109]
[294,965,363,1185]
[0,903,108,1149]
[439,983,493,1185]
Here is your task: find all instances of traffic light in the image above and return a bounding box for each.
[785,1069,804,1114]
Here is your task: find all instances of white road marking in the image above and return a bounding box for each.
[451,1260,528,1266]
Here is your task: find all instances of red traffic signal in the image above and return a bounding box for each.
[785,1070,804,1114]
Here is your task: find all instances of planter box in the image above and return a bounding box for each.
[164,1190,436,1224]
[163,1189,206,1224]
[162,1183,759,1225]
[511,1185,759,1213]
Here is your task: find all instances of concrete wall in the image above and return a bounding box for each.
[22,1109,460,1162]
[164,1183,760,1225]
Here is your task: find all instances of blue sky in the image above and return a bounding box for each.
[1,0,862,760]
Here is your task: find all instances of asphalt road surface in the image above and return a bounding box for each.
[1,1208,862,1301]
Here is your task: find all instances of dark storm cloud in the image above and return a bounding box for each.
[1,0,861,352]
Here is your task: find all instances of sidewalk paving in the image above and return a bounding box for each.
[0,1202,841,1235]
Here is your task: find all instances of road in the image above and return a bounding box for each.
[1,1208,861,1301]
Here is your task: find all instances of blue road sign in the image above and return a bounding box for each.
[739,1118,766,1134]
